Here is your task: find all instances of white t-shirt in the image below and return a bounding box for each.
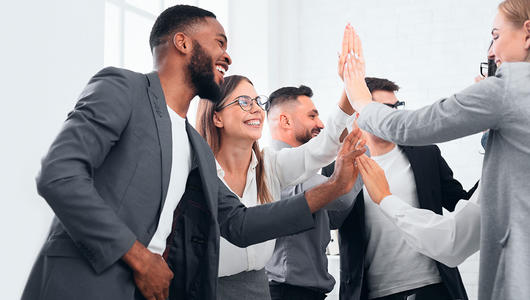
[147,106,192,255]
[364,146,441,299]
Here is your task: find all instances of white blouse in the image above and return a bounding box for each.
[217,106,350,277]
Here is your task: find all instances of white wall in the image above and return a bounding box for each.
[0,1,104,298]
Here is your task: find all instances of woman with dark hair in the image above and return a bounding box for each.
[196,75,362,299]
[341,0,530,298]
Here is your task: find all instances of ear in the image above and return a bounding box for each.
[279,114,291,129]
[173,32,192,55]
[213,111,224,128]
[524,20,530,50]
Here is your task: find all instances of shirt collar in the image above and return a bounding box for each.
[270,139,293,151]
[216,150,259,178]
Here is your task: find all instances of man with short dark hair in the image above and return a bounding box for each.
[324,77,473,300]
[22,5,364,300]
[266,86,361,300]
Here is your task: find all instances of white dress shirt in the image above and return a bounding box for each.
[217,106,350,277]
[379,185,481,268]
[147,106,192,255]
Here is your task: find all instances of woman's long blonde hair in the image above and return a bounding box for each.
[196,75,272,204]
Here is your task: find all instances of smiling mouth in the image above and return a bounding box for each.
[244,119,261,127]
[216,65,226,76]
[311,129,321,136]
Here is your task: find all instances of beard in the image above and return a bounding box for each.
[188,40,222,103]
[295,127,320,145]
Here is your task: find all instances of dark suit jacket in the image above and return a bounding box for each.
[22,67,315,300]
[323,145,475,300]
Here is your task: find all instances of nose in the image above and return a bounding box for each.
[248,100,261,113]
[223,50,232,66]
[316,117,324,129]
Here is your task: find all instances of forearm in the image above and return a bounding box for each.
[338,90,355,116]
[379,195,480,267]
[305,180,345,213]
[357,78,505,145]
[38,175,137,273]
[218,184,315,247]
[272,106,351,188]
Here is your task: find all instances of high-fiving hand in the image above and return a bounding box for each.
[339,24,373,112]
[355,154,392,204]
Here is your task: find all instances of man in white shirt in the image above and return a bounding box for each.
[331,77,475,300]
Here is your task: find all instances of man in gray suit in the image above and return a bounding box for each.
[22,5,364,300]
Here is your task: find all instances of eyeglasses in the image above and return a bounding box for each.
[216,95,269,112]
[480,59,497,77]
[383,101,405,109]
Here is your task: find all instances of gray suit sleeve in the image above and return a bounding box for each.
[36,67,137,274]
[216,178,315,247]
[357,67,508,145]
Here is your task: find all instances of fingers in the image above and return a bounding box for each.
[352,27,360,59]
[356,156,368,178]
[342,148,366,166]
[347,25,354,54]
[353,28,364,62]
[339,127,359,155]
[341,24,349,58]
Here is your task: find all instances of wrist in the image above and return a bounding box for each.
[327,177,348,198]
[123,240,149,274]
[376,192,392,205]
[338,90,355,115]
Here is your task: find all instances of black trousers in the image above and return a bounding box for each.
[269,281,327,300]
[372,282,452,300]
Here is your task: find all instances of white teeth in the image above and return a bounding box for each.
[245,120,261,126]
[216,65,226,74]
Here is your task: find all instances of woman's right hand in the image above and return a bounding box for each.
[341,27,372,112]
[355,154,391,204]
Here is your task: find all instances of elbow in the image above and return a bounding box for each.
[36,170,53,198]
[223,233,250,248]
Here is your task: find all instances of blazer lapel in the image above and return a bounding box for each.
[146,71,172,211]
[185,121,218,218]
[401,146,432,210]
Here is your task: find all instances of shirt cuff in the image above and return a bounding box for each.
[379,195,411,218]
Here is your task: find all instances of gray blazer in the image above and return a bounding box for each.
[22,67,316,300]
[357,62,530,300]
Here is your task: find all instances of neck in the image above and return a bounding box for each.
[216,136,254,175]
[271,130,299,148]
[366,134,396,157]
[156,61,195,118]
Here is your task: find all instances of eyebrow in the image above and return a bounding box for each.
[310,109,319,115]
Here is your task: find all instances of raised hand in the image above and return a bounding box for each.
[341,26,372,112]
[355,154,391,204]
